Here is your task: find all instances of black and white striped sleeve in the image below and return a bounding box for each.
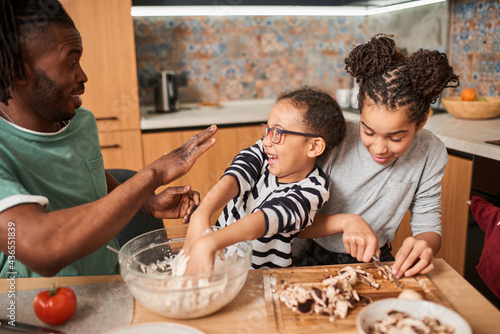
[222,139,266,195]
[255,167,329,237]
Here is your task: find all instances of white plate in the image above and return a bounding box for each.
[357,298,472,334]
[105,322,205,334]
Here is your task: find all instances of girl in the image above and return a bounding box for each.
[294,34,459,279]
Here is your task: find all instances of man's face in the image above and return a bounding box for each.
[21,25,87,123]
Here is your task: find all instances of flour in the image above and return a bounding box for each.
[125,244,246,319]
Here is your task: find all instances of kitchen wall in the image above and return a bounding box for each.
[134,15,367,104]
[134,0,468,105]
[449,0,500,97]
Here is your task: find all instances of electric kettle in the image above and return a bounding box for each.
[155,70,180,112]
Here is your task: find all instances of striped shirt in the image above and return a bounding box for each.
[216,139,330,269]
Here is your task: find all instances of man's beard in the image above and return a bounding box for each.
[29,69,82,122]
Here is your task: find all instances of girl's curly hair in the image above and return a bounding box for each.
[345,34,459,127]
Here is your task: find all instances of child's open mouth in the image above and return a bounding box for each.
[267,154,278,165]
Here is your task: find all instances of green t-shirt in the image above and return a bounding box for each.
[0,107,119,278]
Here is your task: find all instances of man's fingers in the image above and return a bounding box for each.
[192,191,201,206]
[188,137,217,161]
[186,125,218,154]
[195,125,217,143]
[163,185,191,196]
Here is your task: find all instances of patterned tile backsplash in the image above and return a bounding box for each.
[134,15,367,104]
[450,0,500,98]
[134,0,499,105]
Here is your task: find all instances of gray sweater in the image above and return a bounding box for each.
[315,120,448,253]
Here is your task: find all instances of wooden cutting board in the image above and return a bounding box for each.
[263,263,453,334]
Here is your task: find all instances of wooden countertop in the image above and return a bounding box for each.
[1,259,498,333]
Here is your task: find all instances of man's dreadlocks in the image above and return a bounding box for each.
[0,0,75,104]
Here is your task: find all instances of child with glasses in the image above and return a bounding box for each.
[182,87,345,273]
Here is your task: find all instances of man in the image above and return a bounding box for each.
[0,0,217,277]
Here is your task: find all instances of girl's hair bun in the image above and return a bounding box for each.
[344,33,402,82]
[407,49,459,103]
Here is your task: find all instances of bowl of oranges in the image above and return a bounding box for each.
[442,88,500,119]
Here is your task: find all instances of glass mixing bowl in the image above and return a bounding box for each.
[118,226,252,319]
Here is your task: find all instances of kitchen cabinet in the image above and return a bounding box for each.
[142,125,261,227]
[61,0,144,170]
[391,153,473,275]
[99,131,144,171]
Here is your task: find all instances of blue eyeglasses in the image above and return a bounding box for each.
[261,123,320,144]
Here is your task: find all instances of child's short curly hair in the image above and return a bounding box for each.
[277,86,346,154]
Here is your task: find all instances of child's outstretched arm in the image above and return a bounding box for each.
[184,210,266,275]
[184,141,265,249]
[183,175,240,250]
[183,140,268,274]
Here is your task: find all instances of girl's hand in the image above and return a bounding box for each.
[391,236,435,279]
[341,214,380,263]
[184,236,216,276]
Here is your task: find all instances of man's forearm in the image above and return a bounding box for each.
[105,170,122,193]
[0,167,161,276]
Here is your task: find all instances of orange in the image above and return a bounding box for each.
[461,88,477,101]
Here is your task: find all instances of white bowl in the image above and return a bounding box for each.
[357,298,472,334]
[118,226,252,319]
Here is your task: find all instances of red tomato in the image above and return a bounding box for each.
[33,285,77,325]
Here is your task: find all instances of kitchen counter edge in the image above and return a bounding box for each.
[140,99,500,161]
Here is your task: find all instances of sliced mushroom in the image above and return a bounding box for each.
[337,266,358,285]
[279,266,384,322]
[297,298,315,314]
[369,310,455,334]
[355,267,381,289]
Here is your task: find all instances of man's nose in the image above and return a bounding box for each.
[77,65,88,83]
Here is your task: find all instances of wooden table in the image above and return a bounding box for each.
[1,259,499,333]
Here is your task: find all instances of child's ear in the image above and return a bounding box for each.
[308,137,326,158]
[417,108,431,131]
